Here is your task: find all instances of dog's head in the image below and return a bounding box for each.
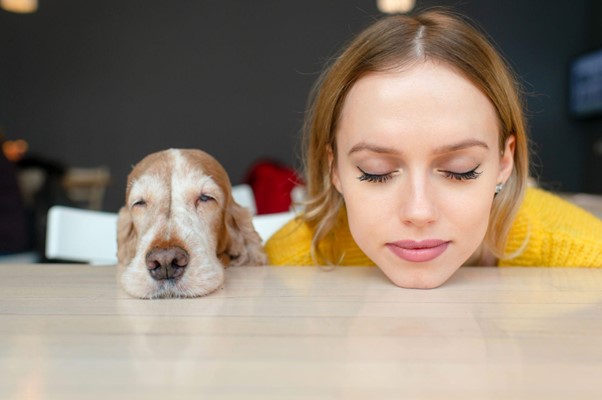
[117,148,266,299]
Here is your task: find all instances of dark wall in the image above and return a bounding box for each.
[0,0,598,212]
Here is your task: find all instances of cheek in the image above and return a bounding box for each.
[212,209,227,245]
[345,204,385,258]
[442,168,497,228]
[445,193,493,247]
[129,211,147,233]
[435,186,495,266]
[338,177,397,248]
[188,205,223,246]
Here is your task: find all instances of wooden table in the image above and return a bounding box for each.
[1,264,602,399]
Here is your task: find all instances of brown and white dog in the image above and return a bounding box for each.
[117,149,266,299]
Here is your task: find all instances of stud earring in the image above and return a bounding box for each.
[495,182,504,195]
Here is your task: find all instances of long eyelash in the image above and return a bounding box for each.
[357,167,393,183]
[443,165,482,181]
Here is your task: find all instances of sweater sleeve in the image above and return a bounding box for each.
[499,188,602,267]
[264,219,316,265]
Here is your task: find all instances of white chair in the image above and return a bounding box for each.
[45,206,118,265]
[251,211,296,243]
[44,187,294,264]
[231,184,257,215]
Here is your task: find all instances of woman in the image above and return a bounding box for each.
[265,10,602,288]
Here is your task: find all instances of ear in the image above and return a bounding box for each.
[220,202,267,266]
[328,145,342,194]
[497,135,515,184]
[117,206,137,266]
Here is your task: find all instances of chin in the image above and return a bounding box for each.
[385,268,455,290]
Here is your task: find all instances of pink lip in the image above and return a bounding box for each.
[386,239,450,263]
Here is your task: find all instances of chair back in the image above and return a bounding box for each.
[251,211,296,243]
[231,184,257,215]
[46,206,118,264]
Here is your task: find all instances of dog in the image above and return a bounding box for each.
[117,148,267,299]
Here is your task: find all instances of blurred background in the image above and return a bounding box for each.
[1,0,602,258]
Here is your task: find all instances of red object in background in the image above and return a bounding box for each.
[243,160,304,215]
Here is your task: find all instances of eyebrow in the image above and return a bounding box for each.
[348,142,400,156]
[347,138,490,156]
[433,139,490,154]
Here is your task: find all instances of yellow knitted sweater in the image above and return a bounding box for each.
[265,188,602,267]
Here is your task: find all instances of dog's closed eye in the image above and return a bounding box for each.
[198,194,215,203]
[131,199,147,208]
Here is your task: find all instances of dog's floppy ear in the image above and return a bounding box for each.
[220,202,267,266]
[117,206,137,266]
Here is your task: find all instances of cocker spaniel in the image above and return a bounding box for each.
[117,149,266,299]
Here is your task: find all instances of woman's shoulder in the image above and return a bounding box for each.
[264,211,375,267]
[501,187,602,267]
[264,217,314,265]
[520,187,602,229]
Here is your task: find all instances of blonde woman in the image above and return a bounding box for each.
[265,10,602,288]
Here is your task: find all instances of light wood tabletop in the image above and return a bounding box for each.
[1,264,601,400]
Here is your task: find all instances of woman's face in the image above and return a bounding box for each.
[331,62,514,289]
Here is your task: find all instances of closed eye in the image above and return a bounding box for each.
[440,165,482,181]
[131,199,147,208]
[357,167,394,183]
[200,194,214,202]
[197,194,216,203]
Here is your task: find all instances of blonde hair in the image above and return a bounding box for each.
[301,10,529,264]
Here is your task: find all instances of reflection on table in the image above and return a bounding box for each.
[1,264,601,399]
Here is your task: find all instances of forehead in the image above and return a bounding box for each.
[127,149,228,197]
[337,62,500,151]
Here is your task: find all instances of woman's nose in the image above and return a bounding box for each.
[399,178,438,227]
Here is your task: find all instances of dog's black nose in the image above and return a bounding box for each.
[145,247,189,281]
